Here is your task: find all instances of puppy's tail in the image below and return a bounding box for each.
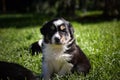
[0,61,40,80]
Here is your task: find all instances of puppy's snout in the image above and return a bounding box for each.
[55,37,60,43]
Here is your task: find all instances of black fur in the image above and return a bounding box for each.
[66,42,91,75]
[29,41,42,55]
[0,61,38,80]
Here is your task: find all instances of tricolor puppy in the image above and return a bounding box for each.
[40,18,91,80]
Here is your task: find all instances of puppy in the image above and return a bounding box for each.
[40,18,91,80]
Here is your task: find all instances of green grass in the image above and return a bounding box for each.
[75,10,103,17]
[0,18,120,80]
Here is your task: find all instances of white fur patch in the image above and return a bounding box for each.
[42,43,73,79]
[38,39,43,47]
[53,19,63,26]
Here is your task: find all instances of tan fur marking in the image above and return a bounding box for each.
[60,25,65,30]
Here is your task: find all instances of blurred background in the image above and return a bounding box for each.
[0,1,120,79]
[0,0,120,27]
[0,0,120,16]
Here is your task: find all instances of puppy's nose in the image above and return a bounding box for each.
[55,37,60,43]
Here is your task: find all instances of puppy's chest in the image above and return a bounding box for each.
[43,45,72,71]
[43,45,70,61]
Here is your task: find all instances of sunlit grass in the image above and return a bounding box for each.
[0,14,33,18]
[73,21,120,79]
[75,10,103,17]
[0,20,120,79]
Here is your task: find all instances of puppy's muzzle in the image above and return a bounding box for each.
[54,37,61,44]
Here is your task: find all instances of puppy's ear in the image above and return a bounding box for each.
[68,23,74,38]
[40,26,45,35]
[69,23,74,33]
[40,22,48,35]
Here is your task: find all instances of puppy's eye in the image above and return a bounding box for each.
[60,25,66,31]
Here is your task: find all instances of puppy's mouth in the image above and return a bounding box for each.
[54,36,68,45]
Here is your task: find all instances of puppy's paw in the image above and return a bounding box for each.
[61,54,72,61]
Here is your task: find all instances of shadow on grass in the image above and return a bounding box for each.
[0,13,52,28]
[0,13,119,28]
[64,14,120,24]
[73,14,120,24]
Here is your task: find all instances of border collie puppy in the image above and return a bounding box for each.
[0,61,38,80]
[40,18,91,80]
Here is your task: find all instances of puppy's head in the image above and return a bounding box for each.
[40,18,74,45]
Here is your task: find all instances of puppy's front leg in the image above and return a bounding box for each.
[58,63,73,76]
[42,62,52,80]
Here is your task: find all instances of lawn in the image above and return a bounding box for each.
[0,14,120,80]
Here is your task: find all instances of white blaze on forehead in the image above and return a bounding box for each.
[53,19,63,26]
[54,32,60,39]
